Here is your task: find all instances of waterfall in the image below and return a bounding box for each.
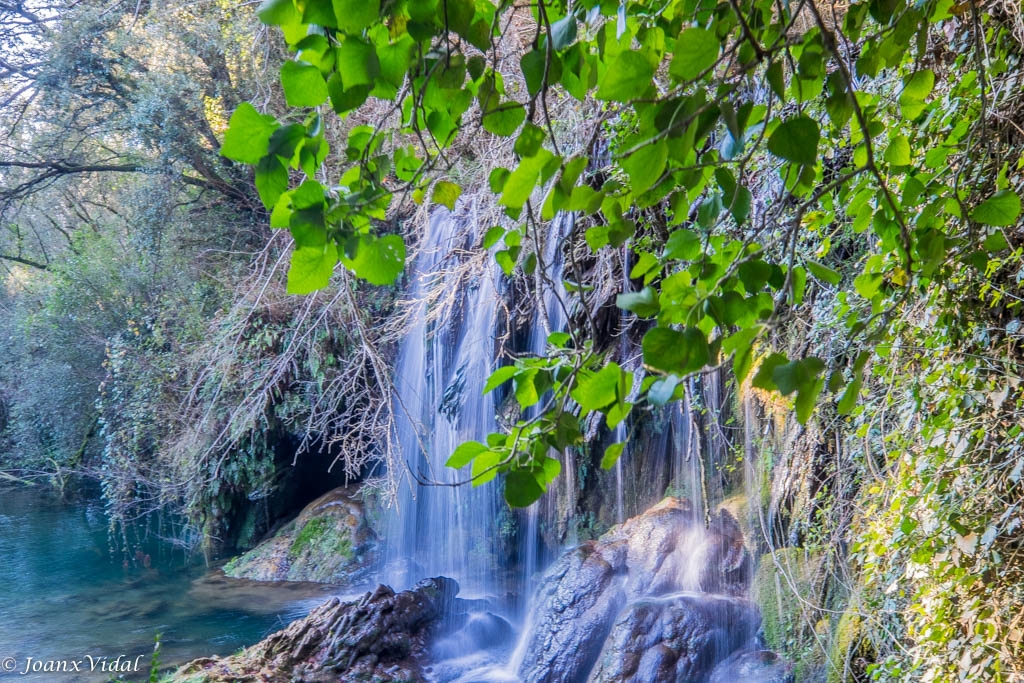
[517,212,574,606]
[381,205,503,596]
[378,207,760,683]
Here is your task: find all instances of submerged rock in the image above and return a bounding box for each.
[222,486,377,585]
[168,577,458,683]
[517,497,757,683]
[708,648,795,683]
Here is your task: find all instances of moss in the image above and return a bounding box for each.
[827,607,869,683]
[234,506,259,550]
[754,548,826,677]
[289,517,353,562]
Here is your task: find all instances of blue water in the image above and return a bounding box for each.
[0,486,335,681]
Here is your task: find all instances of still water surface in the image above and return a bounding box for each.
[0,486,336,681]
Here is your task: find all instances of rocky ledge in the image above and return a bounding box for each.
[168,577,458,683]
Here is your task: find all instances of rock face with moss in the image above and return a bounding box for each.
[168,577,458,683]
[223,487,377,585]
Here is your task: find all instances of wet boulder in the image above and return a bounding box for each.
[517,497,755,683]
[588,594,762,683]
[222,486,377,585]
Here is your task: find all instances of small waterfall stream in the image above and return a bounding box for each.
[381,205,503,596]
[379,207,760,682]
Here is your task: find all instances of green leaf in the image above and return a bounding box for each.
[301,0,337,26]
[714,167,752,224]
[504,470,544,507]
[596,51,653,102]
[601,443,624,470]
[550,14,578,50]
[899,69,934,119]
[984,231,1010,252]
[446,441,489,469]
[259,0,300,26]
[772,357,825,396]
[514,369,540,408]
[336,37,380,87]
[663,229,702,260]
[332,0,378,33]
[616,287,660,318]
[669,28,719,81]
[794,376,824,424]
[806,259,841,285]
[971,191,1021,227]
[484,365,518,393]
[340,234,406,285]
[520,50,557,98]
[553,412,582,448]
[483,102,526,137]
[642,327,709,375]
[648,375,679,407]
[432,181,462,210]
[471,450,501,485]
[738,259,771,292]
[328,74,372,114]
[884,135,911,166]
[837,375,862,415]
[482,226,505,249]
[571,363,621,412]
[538,456,561,486]
[515,123,546,158]
[767,116,820,165]
[221,102,280,164]
[854,272,883,299]
[500,149,554,211]
[287,243,338,294]
[621,138,668,195]
[255,156,289,208]
[751,352,787,391]
[280,62,329,107]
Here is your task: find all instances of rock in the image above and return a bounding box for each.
[431,612,515,660]
[516,497,755,683]
[709,649,795,683]
[168,577,459,683]
[223,487,377,585]
[588,594,762,683]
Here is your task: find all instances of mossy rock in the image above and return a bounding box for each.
[223,487,377,585]
[826,604,874,683]
[753,548,827,678]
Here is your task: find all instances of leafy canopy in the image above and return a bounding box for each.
[222,0,1022,508]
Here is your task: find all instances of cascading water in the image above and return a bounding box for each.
[381,204,503,596]
[379,206,763,682]
[517,212,574,604]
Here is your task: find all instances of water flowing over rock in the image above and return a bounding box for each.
[515,497,759,683]
[588,594,761,682]
[169,577,459,683]
[708,649,795,683]
[222,487,377,585]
